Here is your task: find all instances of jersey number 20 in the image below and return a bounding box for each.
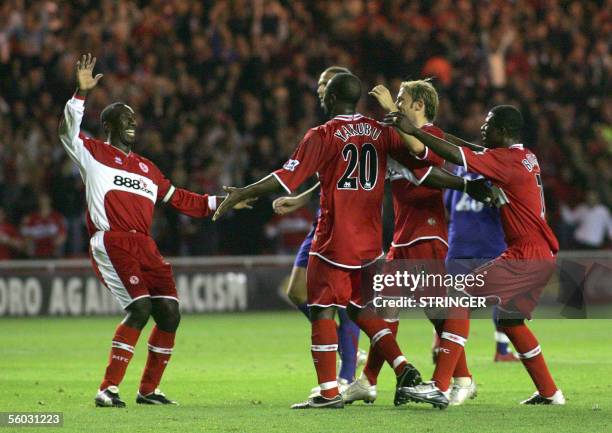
[337,143,378,190]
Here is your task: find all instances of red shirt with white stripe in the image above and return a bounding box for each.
[59,95,216,237]
[448,144,559,255]
[387,124,447,249]
[273,113,425,268]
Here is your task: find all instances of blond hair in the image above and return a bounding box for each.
[399,79,439,121]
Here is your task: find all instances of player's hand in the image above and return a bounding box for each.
[369,85,398,112]
[465,179,494,206]
[382,111,419,135]
[272,196,304,215]
[76,53,103,92]
[234,197,258,209]
[212,186,246,221]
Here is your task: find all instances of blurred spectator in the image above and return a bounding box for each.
[561,191,612,250]
[0,207,23,259]
[0,0,610,257]
[20,193,66,258]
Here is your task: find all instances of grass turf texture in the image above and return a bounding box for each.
[1,313,610,433]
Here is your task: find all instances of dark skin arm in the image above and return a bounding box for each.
[213,174,284,221]
[383,111,464,166]
[444,132,485,152]
[422,166,493,204]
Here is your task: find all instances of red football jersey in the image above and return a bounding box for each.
[388,124,448,248]
[60,96,215,237]
[274,113,413,268]
[455,144,559,254]
[20,211,66,257]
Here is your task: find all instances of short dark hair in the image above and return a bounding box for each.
[323,66,351,75]
[325,73,361,105]
[490,105,523,137]
[100,102,128,126]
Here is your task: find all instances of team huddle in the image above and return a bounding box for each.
[61,54,564,409]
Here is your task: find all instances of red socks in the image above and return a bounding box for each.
[501,324,557,398]
[354,316,407,376]
[432,316,470,392]
[100,323,141,391]
[311,319,339,398]
[432,320,471,379]
[139,326,176,395]
[363,320,399,385]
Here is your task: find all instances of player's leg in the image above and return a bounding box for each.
[360,307,398,387]
[286,224,315,320]
[286,265,311,320]
[401,304,470,409]
[136,297,180,405]
[498,317,564,405]
[292,256,344,409]
[336,307,360,384]
[138,242,181,405]
[90,232,151,408]
[493,306,519,362]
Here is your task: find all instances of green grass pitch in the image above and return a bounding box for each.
[1,313,611,433]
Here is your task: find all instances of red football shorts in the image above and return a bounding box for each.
[382,239,448,299]
[464,241,556,318]
[89,231,178,309]
[306,255,378,308]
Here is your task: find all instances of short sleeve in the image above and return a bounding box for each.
[273,129,326,193]
[461,147,511,185]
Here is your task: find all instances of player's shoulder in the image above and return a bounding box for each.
[421,123,444,138]
[132,154,162,176]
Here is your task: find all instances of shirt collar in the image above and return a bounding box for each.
[333,113,364,121]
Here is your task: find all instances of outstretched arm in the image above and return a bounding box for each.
[422,167,494,204]
[383,111,464,166]
[444,132,485,152]
[213,174,285,221]
[272,181,320,215]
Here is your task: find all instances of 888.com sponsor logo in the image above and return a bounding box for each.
[113,175,154,197]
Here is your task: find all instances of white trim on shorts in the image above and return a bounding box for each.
[90,231,139,310]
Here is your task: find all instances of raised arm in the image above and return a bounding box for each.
[58,53,103,162]
[383,111,464,166]
[444,132,485,152]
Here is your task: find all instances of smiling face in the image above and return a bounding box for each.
[103,104,137,147]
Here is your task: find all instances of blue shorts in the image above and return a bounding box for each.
[294,211,319,268]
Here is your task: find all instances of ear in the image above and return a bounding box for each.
[415,99,425,112]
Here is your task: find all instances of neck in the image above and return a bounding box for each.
[108,135,131,155]
[415,115,429,128]
[330,104,356,118]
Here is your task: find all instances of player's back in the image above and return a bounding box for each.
[313,114,400,267]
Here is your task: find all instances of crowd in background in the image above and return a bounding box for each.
[0,0,610,258]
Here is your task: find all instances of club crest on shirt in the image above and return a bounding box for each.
[139,162,149,173]
[428,217,437,226]
[129,275,140,285]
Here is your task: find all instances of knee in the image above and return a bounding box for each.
[152,299,181,332]
[125,298,152,329]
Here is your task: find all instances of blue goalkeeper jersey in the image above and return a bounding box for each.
[444,165,506,259]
